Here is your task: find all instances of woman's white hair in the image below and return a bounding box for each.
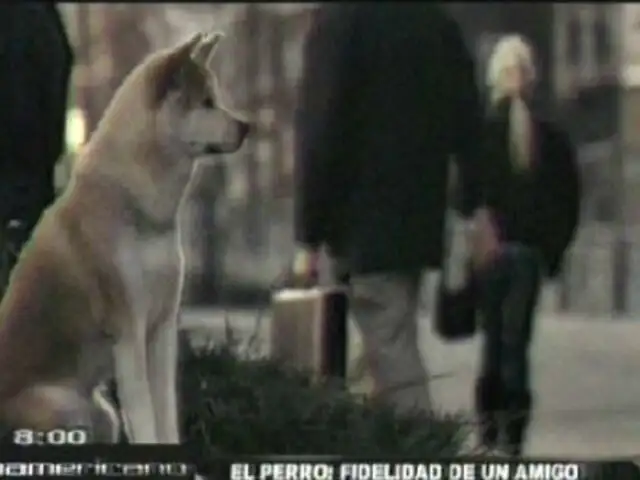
[486,34,537,102]
[486,34,537,170]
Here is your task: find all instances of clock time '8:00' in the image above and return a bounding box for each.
[13,428,88,445]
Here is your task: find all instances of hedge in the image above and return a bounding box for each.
[179,331,468,474]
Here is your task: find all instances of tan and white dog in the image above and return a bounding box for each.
[0,31,248,444]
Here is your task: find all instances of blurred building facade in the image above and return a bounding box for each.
[60,4,640,316]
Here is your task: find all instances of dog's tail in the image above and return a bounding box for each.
[1,383,121,443]
[1,384,86,432]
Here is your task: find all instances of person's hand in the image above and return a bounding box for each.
[290,245,320,287]
[468,208,502,270]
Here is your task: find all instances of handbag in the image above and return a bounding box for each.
[271,286,349,380]
[433,211,478,341]
[270,260,349,380]
[434,265,478,340]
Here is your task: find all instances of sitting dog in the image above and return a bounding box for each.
[0,31,249,444]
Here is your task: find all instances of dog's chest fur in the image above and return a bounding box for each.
[76,230,182,394]
[115,226,183,328]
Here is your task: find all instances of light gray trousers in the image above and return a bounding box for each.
[324,258,432,414]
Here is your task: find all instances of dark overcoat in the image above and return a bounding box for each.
[293,3,487,274]
[482,100,581,277]
[0,4,74,226]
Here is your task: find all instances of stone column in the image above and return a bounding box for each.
[617,4,640,314]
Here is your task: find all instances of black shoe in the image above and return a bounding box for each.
[500,409,530,457]
[475,376,502,449]
[479,415,499,449]
[501,439,523,457]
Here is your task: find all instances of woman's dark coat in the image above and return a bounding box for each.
[294,4,487,274]
[0,5,74,227]
[482,101,581,277]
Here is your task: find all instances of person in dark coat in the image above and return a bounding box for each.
[0,4,73,284]
[475,34,581,456]
[292,4,500,413]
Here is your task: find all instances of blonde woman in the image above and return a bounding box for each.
[474,35,581,455]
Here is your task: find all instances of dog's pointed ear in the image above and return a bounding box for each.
[190,32,225,71]
[151,32,208,105]
[175,32,206,59]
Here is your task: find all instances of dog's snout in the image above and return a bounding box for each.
[201,117,251,156]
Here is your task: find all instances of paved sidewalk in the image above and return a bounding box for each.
[181,307,640,459]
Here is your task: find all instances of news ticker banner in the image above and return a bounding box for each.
[223,458,639,480]
[1,448,639,479]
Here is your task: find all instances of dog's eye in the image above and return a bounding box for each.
[202,97,214,109]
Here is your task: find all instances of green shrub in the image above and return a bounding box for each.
[179,336,468,473]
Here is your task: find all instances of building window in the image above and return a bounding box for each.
[594,16,612,67]
[566,16,582,67]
